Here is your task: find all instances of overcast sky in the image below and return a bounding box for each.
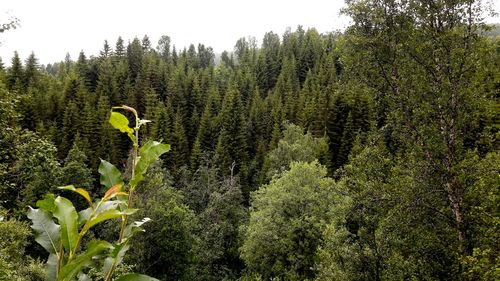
[0,0,498,66]
[0,0,349,65]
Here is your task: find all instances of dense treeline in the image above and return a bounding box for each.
[0,0,499,280]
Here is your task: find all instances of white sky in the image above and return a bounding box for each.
[0,0,498,66]
[0,0,349,65]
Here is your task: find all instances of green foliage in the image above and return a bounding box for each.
[265,123,329,178]
[53,196,79,254]
[27,106,166,281]
[27,206,61,254]
[61,143,93,191]
[214,84,248,175]
[2,131,61,215]
[178,164,247,280]
[98,159,124,189]
[0,7,497,279]
[241,161,348,280]
[196,177,247,280]
[337,1,500,280]
[460,151,500,280]
[0,210,45,281]
[127,163,197,280]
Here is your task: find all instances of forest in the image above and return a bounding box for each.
[0,0,498,280]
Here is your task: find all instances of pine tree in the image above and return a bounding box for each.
[336,111,355,168]
[95,59,117,103]
[127,37,143,83]
[114,36,125,59]
[171,110,189,173]
[327,94,349,170]
[79,101,97,157]
[142,88,158,138]
[258,32,281,93]
[95,94,116,166]
[113,61,130,103]
[23,52,39,88]
[189,107,200,147]
[59,101,80,159]
[247,87,270,187]
[191,86,221,169]
[298,28,322,85]
[76,51,90,88]
[6,51,23,92]
[154,101,173,143]
[214,84,248,188]
[99,40,112,59]
[275,56,299,121]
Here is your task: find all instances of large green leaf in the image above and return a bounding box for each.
[53,196,79,254]
[82,208,137,234]
[78,207,92,227]
[59,240,112,281]
[98,159,124,188]
[58,185,93,208]
[79,201,120,226]
[115,273,160,281]
[109,111,134,134]
[109,111,136,142]
[27,207,61,255]
[130,140,170,188]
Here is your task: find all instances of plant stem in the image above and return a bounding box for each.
[105,105,140,281]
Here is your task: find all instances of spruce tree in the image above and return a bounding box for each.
[114,36,125,59]
[327,94,349,170]
[214,84,248,191]
[99,39,111,59]
[76,51,90,88]
[171,110,189,173]
[127,37,143,83]
[59,101,79,159]
[142,87,158,138]
[96,59,117,104]
[6,51,23,92]
[23,52,39,88]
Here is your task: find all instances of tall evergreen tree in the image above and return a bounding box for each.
[100,39,112,59]
[214,84,248,192]
[127,37,143,83]
[23,52,39,88]
[6,51,23,92]
[114,36,125,59]
[171,110,189,174]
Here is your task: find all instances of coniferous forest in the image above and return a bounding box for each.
[0,0,499,280]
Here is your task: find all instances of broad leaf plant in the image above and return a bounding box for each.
[27,105,170,281]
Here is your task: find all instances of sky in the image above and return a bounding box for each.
[0,0,498,66]
[0,0,349,65]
